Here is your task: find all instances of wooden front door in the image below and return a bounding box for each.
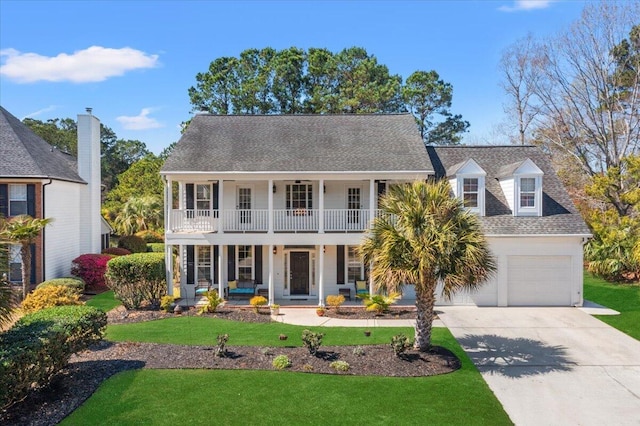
[290,252,309,295]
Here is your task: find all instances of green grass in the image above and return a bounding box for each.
[583,272,640,340]
[85,290,121,312]
[63,326,510,426]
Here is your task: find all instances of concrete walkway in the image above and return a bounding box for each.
[438,306,640,426]
[272,307,443,328]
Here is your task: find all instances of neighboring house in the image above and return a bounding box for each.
[0,106,104,284]
[161,113,590,307]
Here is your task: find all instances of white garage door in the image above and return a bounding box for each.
[507,256,572,306]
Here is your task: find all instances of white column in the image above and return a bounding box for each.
[166,243,173,296]
[218,180,224,234]
[318,179,325,233]
[369,261,374,295]
[369,179,375,226]
[179,182,184,209]
[178,244,185,295]
[268,244,274,305]
[319,245,325,306]
[218,245,225,299]
[268,179,274,234]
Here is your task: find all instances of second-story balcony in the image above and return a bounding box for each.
[169,209,382,233]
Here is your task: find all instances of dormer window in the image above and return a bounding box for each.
[519,178,536,208]
[446,158,486,216]
[497,158,543,217]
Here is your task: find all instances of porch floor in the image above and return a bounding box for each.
[177,297,417,308]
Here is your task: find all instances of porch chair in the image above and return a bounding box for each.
[355,280,368,298]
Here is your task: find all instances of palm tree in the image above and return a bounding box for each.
[359,180,495,352]
[0,215,53,299]
[113,196,162,235]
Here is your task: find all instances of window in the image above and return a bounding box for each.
[520,178,536,208]
[237,245,253,281]
[197,246,212,284]
[9,244,21,282]
[286,184,312,212]
[462,178,478,208]
[196,184,211,211]
[9,184,27,216]
[347,246,364,283]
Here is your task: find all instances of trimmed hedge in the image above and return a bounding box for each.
[0,305,107,409]
[105,252,166,309]
[101,247,131,256]
[118,235,148,253]
[36,277,85,292]
[21,285,82,314]
[147,243,165,253]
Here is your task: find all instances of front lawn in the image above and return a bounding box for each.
[64,322,511,426]
[583,272,640,340]
[85,290,121,312]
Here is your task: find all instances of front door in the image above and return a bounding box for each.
[290,252,309,295]
[347,187,361,224]
[237,187,252,225]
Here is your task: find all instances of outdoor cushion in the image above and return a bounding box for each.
[228,280,237,289]
[228,288,254,294]
[195,287,209,295]
[356,281,367,290]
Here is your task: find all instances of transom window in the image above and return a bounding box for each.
[237,245,253,281]
[286,184,312,212]
[9,184,27,216]
[462,178,479,208]
[520,178,536,208]
[347,246,364,283]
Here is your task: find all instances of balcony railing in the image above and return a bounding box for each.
[169,209,386,233]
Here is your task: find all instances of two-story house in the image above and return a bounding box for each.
[161,113,590,307]
[0,106,106,285]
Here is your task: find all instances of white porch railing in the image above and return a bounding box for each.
[169,209,388,233]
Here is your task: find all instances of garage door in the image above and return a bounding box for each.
[507,256,572,306]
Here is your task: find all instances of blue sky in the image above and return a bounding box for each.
[0,0,587,154]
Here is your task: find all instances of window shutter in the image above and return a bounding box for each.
[227,245,236,281]
[186,246,194,285]
[0,184,7,217]
[212,183,219,210]
[213,245,219,284]
[377,181,386,201]
[254,245,263,284]
[336,245,345,285]
[186,184,194,209]
[27,184,36,217]
[30,243,36,284]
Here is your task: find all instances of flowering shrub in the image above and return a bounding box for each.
[249,295,268,313]
[21,285,82,314]
[71,254,113,290]
[101,247,131,256]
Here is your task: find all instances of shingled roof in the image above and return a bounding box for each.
[161,114,433,173]
[427,145,591,236]
[0,106,85,183]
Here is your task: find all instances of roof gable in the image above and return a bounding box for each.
[447,158,486,177]
[161,114,433,174]
[0,106,85,183]
[498,158,543,178]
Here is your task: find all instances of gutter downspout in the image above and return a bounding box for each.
[41,178,53,281]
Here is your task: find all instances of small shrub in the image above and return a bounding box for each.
[21,285,82,314]
[359,292,401,313]
[390,334,412,357]
[135,230,164,243]
[272,355,291,370]
[105,253,166,309]
[147,243,165,253]
[302,364,314,372]
[326,294,345,312]
[301,329,324,355]
[330,360,350,372]
[261,347,274,356]
[249,295,268,313]
[117,235,148,253]
[197,290,224,314]
[160,295,175,313]
[215,333,229,357]
[71,254,113,290]
[1,305,106,408]
[101,247,131,256]
[353,346,365,356]
[36,277,85,292]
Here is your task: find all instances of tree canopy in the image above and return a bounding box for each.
[188,46,468,144]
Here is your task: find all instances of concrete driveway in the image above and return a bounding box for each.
[438,306,640,426]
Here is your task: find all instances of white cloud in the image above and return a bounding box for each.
[498,0,554,12]
[0,46,158,83]
[116,108,164,130]
[23,105,59,119]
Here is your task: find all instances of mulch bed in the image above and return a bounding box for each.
[1,305,457,426]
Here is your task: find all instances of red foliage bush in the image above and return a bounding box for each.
[71,254,113,291]
[101,247,131,256]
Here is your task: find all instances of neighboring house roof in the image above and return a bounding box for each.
[161,113,433,173]
[427,145,591,236]
[0,106,85,184]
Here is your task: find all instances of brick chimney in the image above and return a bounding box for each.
[77,108,101,254]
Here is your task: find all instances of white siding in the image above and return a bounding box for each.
[43,180,83,280]
[499,178,515,213]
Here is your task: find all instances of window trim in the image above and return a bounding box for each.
[9,184,27,216]
[286,183,313,212]
[455,175,485,215]
[236,245,254,281]
[346,245,364,284]
[515,175,542,216]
